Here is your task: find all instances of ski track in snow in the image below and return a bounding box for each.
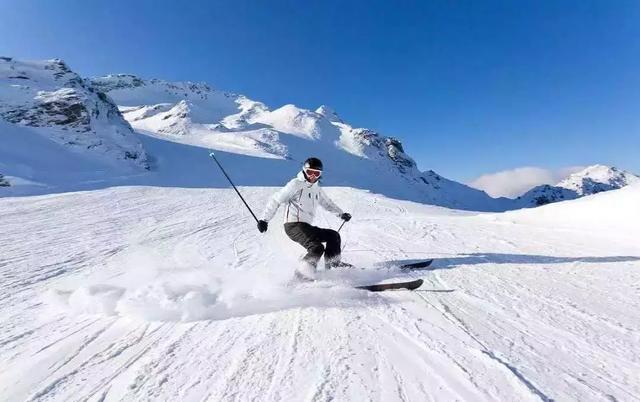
[1,186,639,401]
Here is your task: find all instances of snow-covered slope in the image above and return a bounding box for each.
[0,119,134,196]
[1,185,638,401]
[0,58,148,169]
[502,182,640,233]
[89,73,506,211]
[514,165,639,207]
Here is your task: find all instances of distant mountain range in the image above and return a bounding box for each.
[1,57,638,210]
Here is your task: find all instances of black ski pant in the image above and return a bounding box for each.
[284,222,341,268]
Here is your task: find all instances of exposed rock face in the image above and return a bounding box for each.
[0,174,9,187]
[3,87,91,129]
[92,74,212,99]
[90,74,146,91]
[347,128,417,174]
[516,185,578,207]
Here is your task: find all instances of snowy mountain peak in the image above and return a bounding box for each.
[315,105,343,122]
[514,164,639,207]
[254,104,341,140]
[0,58,148,169]
[557,165,639,195]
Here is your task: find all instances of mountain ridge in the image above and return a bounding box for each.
[1,57,637,211]
[88,71,509,211]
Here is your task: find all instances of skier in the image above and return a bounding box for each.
[257,157,352,279]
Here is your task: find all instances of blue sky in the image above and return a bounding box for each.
[1,0,639,182]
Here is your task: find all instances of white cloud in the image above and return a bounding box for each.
[469,166,586,198]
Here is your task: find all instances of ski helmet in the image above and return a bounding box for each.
[303,157,323,171]
[302,157,323,182]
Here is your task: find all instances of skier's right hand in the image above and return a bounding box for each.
[257,220,268,233]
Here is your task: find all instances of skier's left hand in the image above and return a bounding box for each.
[340,213,352,222]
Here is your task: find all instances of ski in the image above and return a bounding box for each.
[399,259,434,270]
[356,279,424,292]
[331,259,434,272]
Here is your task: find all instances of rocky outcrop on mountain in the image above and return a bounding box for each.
[348,128,417,174]
[92,74,214,100]
[516,185,578,207]
[0,58,148,168]
[0,174,9,187]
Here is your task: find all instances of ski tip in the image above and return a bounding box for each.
[399,259,434,270]
[356,278,424,292]
[209,151,216,157]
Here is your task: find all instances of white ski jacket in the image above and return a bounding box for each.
[262,171,344,224]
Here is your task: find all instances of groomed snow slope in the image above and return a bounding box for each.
[1,185,639,401]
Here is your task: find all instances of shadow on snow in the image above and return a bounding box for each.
[385,253,640,272]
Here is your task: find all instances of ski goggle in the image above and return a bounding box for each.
[304,168,322,178]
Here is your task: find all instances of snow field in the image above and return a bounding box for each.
[0,185,639,401]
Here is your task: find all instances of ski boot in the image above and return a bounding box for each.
[325,258,354,270]
[293,261,317,282]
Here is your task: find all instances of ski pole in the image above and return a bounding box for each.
[338,220,347,232]
[209,152,259,223]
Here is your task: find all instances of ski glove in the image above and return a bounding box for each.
[257,220,268,233]
[340,213,352,222]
